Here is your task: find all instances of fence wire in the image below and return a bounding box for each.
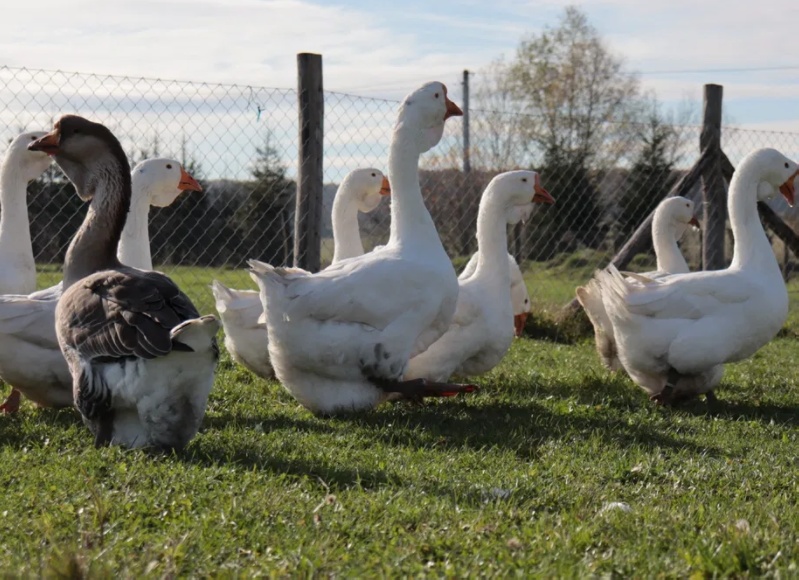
[2,65,799,317]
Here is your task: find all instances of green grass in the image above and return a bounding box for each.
[5,258,798,575]
[3,335,799,575]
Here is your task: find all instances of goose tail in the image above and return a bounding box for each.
[171,315,221,353]
[576,275,622,371]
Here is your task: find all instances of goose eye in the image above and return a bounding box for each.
[686,203,690,207]
[522,178,528,182]
[434,92,439,98]
[30,135,37,141]
[371,172,376,177]
[785,162,790,169]
[166,164,173,169]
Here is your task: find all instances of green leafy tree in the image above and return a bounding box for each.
[617,102,680,237]
[230,131,295,265]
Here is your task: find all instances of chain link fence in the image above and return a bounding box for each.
[2,65,799,318]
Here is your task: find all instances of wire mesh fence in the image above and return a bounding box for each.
[2,65,799,317]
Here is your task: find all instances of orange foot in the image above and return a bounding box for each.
[0,389,21,414]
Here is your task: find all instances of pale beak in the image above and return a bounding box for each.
[379,176,391,196]
[514,312,528,338]
[779,171,798,207]
[28,130,61,156]
[178,167,202,192]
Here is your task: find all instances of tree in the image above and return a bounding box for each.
[508,6,640,168]
[471,57,529,172]
[502,6,640,258]
[229,131,295,265]
[616,99,682,237]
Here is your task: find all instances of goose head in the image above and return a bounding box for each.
[4,131,52,183]
[655,196,700,238]
[488,170,555,225]
[28,115,129,201]
[396,82,463,153]
[131,158,203,208]
[342,168,390,213]
[744,148,799,206]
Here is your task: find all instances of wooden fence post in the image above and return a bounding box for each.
[294,52,324,271]
[458,69,475,257]
[700,84,726,270]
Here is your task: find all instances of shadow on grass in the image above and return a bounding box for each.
[334,393,718,461]
[179,433,567,509]
[678,395,799,427]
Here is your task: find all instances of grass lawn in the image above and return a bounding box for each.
[3,259,798,575]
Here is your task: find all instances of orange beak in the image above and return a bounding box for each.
[514,312,528,338]
[178,167,202,192]
[379,176,391,196]
[442,85,463,120]
[689,216,701,229]
[533,174,555,204]
[28,129,61,156]
[779,171,798,207]
[445,97,463,120]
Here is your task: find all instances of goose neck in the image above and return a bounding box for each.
[117,189,152,270]
[0,165,33,258]
[331,181,363,264]
[729,166,776,274]
[387,124,438,248]
[471,196,511,281]
[63,159,130,289]
[652,218,688,274]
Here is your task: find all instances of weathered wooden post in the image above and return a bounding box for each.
[700,84,726,270]
[294,52,324,271]
[458,69,475,257]
[462,69,470,175]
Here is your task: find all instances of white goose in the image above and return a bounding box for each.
[0,131,52,413]
[596,148,797,404]
[30,115,218,450]
[0,157,201,413]
[576,196,699,372]
[249,81,472,415]
[461,253,531,337]
[404,170,554,382]
[212,168,390,379]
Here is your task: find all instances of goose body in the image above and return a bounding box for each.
[212,168,390,379]
[250,82,470,415]
[594,149,797,403]
[576,196,698,372]
[461,252,531,338]
[405,171,554,382]
[0,153,203,421]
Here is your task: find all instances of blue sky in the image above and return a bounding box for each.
[1,0,797,130]
[1,0,798,182]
